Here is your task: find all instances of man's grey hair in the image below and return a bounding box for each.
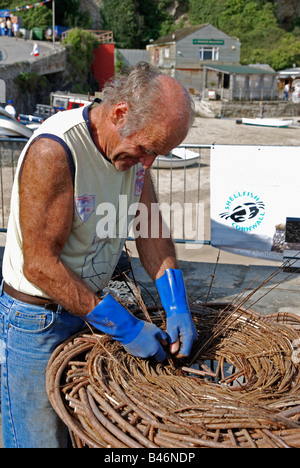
[101,62,194,137]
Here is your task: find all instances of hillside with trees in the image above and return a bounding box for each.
[101,0,300,71]
[0,0,299,70]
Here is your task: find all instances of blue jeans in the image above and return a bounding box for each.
[0,282,86,448]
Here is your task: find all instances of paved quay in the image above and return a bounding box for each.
[128,241,300,318]
[0,36,59,65]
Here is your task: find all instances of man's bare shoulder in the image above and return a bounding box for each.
[22,137,72,186]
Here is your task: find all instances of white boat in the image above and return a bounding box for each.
[0,117,33,138]
[241,118,293,128]
[153,147,200,169]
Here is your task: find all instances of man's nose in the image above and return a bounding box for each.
[139,155,157,170]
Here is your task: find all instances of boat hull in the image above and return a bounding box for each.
[153,148,200,169]
[0,118,33,138]
[241,118,293,128]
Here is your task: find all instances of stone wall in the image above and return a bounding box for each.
[202,99,300,119]
[0,47,67,114]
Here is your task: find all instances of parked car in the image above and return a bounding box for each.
[18,113,44,126]
[33,104,57,119]
[17,104,59,130]
[45,25,70,41]
[50,91,92,110]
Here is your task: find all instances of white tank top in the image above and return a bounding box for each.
[3,102,145,297]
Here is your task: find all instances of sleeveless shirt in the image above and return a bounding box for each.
[3,102,145,297]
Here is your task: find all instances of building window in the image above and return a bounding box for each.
[164,47,170,58]
[199,47,219,61]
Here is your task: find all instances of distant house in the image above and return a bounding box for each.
[277,67,300,95]
[203,64,277,101]
[147,24,277,101]
[147,24,241,94]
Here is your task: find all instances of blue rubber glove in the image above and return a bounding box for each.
[155,268,198,357]
[85,293,167,361]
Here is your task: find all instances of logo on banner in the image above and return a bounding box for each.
[219,191,265,232]
[75,194,95,222]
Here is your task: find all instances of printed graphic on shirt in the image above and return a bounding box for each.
[75,194,95,222]
[81,234,123,291]
[134,167,145,196]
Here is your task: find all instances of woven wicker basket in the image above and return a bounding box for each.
[46,303,300,448]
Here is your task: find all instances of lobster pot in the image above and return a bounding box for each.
[46,304,300,448]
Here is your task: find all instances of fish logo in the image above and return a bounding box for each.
[219,192,266,232]
[220,201,265,223]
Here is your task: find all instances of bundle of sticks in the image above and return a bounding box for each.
[46,302,300,448]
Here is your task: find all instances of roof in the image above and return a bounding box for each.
[278,67,300,78]
[150,24,208,46]
[204,64,276,75]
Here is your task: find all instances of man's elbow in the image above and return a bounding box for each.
[23,258,50,288]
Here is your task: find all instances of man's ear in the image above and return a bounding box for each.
[111,102,128,126]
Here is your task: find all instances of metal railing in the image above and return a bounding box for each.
[0,137,27,233]
[0,138,210,246]
[61,30,114,43]
[150,144,211,246]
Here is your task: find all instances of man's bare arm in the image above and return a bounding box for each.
[20,138,99,316]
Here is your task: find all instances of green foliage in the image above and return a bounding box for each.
[63,28,99,82]
[0,1,52,30]
[267,34,300,70]
[19,5,52,30]
[14,72,47,94]
[49,0,92,29]
[100,0,176,48]
[0,0,91,29]
[101,0,139,49]
[189,0,225,26]
[137,0,177,43]
[114,50,126,74]
[188,0,300,70]
[2,0,299,71]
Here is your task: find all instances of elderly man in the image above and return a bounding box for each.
[0,63,197,448]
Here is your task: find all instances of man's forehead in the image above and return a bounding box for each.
[133,124,175,153]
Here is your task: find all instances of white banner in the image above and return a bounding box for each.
[210,145,300,260]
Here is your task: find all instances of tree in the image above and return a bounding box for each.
[137,0,176,43]
[44,0,92,29]
[19,5,52,31]
[100,0,175,49]
[268,34,300,70]
[101,0,140,49]
[0,0,91,29]
[63,28,99,86]
[188,0,299,69]
[189,0,225,26]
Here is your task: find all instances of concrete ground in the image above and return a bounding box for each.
[128,241,300,318]
[0,36,60,65]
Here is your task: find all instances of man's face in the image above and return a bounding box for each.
[97,97,190,171]
[109,124,179,172]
